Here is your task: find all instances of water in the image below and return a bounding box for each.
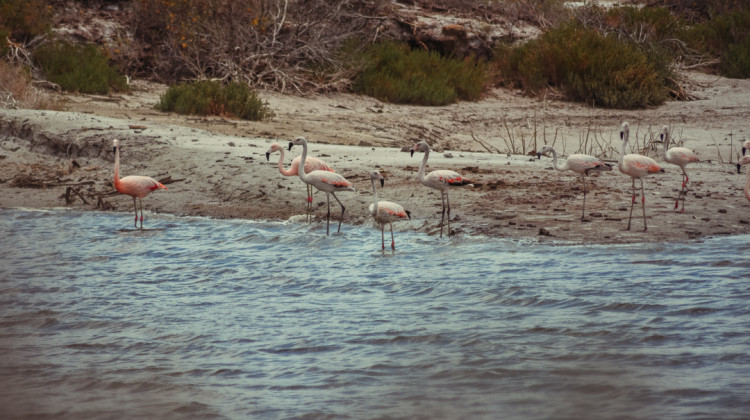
[1,208,749,419]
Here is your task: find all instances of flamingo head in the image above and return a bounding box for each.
[742,139,750,156]
[370,170,385,187]
[289,136,307,151]
[537,145,554,160]
[738,155,750,174]
[112,138,120,153]
[620,121,630,140]
[265,143,282,161]
[410,141,429,157]
[660,126,669,143]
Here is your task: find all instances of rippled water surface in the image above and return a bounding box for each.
[1,209,749,419]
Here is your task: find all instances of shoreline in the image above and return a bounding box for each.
[1,74,750,244]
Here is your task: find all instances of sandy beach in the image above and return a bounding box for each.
[1,71,749,244]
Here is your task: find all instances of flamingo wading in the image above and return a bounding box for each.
[618,122,663,231]
[410,141,473,237]
[112,139,167,229]
[659,126,699,212]
[288,137,355,235]
[265,142,333,220]
[537,145,612,220]
[369,170,411,250]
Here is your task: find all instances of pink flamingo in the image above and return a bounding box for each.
[659,126,699,212]
[737,156,750,202]
[112,139,167,229]
[288,137,355,235]
[537,145,612,221]
[265,142,333,218]
[618,122,663,231]
[410,141,473,237]
[369,170,411,250]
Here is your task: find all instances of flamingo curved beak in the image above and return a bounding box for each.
[288,142,294,151]
[536,152,542,160]
[743,146,747,156]
[738,163,742,174]
[380,178,384,188]
[265,152,270,161]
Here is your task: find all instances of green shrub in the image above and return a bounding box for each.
[495,21,672,108]
[680,8,750,77]
[155,80,274,121]
[34,40,129,94]
[720,36,750,78]
[353,41,487,106]
[0,0,52,42]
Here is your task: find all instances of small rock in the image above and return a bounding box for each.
[538,228,552,236]
[718,209,727,213]
[444,152,453,158]
[227,142,236,147]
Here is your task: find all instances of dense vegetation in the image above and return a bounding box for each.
[155,80,274,121]
[1,0,749,111]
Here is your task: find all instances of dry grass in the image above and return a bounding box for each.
[0,61,62,110]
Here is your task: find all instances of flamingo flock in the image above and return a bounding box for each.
[111,121,750,244]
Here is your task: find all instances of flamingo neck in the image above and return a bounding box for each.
[549,148,563,171]
[662,130,669,160]
[114,147,121,189]
[746,169,750,202]
[275,148,294,176]
[417,147,429,182]
[619,131,628,170]
[370,178,379,217]
[297,141,309,182]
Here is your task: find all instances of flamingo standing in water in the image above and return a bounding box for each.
[618,122,663,231]
[537,145,612,221]
[659,126,699,212]
[369,170,411,250]
[737,156,750,202]
[410,141,473,237]
[112,139,167,229]
[265,142,333,219]
[288,137,355,235]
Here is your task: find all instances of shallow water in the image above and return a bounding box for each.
[1,209,749,419]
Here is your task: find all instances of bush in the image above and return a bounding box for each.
[34,40,130,94]
[680,8,750,77]
[155,80,274,121]
[495,21,672,108]
[0,61,60,110]
[353,41,487,106]
[0,0,52,43]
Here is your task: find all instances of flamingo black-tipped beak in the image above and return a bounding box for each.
[265,152,270,161]
[620,132,624,140]
[738,163,742,174]
[288,142,294,151]
[536,152,542,160]
[379,179,384,188]
[410,150,414,157]
[743,147,747,156]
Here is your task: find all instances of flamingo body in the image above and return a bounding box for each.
[660,126,699,212]
[266,142,333,218]
[618,122,662,231]
[410,141,472,237]
[288,137,355,234]
[369,170,411,249]
[538,145,612,220]
[112,139,167,229]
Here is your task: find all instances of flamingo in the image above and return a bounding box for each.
[659,126,699,212]
[737,156,750,202]
[618,122,663,231]
[265,142,333,219]
[537,145,612,221]
[742,139,750,156]
[288,137,355,235]
[112,138,167,229]
[410,141,473,237]
[369,170,411,250]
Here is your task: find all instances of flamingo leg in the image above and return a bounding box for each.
[139,197,144,229]
[627,177,636,231]
[325,193,331,235]
[131,196,138,228]
[381,224,385,250]
[641,179,647,232]
[446,191,452,236]
[581,176,588,221]
[390,222,395,249]
[331,192,345,233]
[439,191,446,238]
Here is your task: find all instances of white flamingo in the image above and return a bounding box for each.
[659,126,699,212]
[410,141,473,237]
[618,122,664,231]
[369,170,411,250]
[737,156,750,202]
[265,142,333,219]
[537,145,612,221]
[288,137,355,235]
